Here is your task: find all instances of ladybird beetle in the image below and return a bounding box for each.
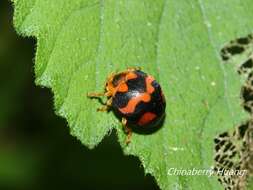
[87,68,166,143]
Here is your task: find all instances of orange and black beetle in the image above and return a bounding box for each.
[87,68,166,143]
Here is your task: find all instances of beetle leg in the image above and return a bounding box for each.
[87,92,105,97]
[87,91,112,97]
[126,129,132,144]
[122,117,127,126]
[87,91,112,112]
[127,66,141,72]
[97,106,108,112]
[106,97,112,106]
[122,117,132,144]
[96,97,112,112]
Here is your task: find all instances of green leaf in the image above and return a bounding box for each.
[12,0,253,189]
[248,177,253,189]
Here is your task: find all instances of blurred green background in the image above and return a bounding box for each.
[0,1,159,189]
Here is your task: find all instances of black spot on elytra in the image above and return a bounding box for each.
[126,77,146,93]
[112,92,130,108]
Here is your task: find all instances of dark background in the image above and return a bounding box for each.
[0,1,159,190]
